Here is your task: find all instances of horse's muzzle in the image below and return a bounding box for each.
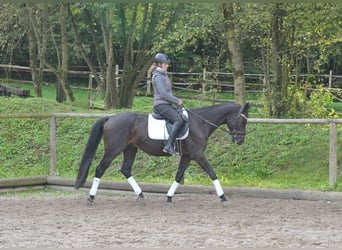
[232,135,245,145]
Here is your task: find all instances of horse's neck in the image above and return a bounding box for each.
[197,104,238,126]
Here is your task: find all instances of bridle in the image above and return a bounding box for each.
[230,106,248,137]
[187,107,248,137]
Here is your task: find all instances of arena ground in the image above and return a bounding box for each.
[1,189,342,248]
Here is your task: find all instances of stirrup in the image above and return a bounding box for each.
[163,144,177,155]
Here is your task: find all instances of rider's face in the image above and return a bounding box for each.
[161,63,169,71]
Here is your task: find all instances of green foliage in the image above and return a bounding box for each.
[287,84,338,118]
[259,83,339,119]
[307,86,338,118]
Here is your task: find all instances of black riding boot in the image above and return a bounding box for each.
[163,121,183,155]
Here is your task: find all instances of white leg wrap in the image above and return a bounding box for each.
[89,177,100,196]
[127,176,142,195]
[167,181,180,197]
[213,179,224,197]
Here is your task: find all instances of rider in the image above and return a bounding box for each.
[151,53,184,155]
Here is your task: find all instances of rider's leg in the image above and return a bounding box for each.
[163,120,183,155]
[154,104,184,155]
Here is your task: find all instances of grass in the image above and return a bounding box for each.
[0,80,341,191]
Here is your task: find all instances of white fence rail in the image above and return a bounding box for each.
[0,113,340,187]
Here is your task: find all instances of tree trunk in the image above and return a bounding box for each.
[26,4,42,97]
[271,4,286,117]
[102,7,119,109]
[56,76,66,103]
[27,15,42,97]
[59,3,74,102]
[121,55,154,108]
[222,3,246,105]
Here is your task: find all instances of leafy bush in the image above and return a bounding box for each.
[259,83,338,119]
[287,84,338,118]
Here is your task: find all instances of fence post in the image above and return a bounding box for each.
[329,70,333,88]
[329,122,337,187]
[49,115,57,176]
[115,64,119,88]
[202,68,206,97]
[88,74,93,108]
[147,69,151,95]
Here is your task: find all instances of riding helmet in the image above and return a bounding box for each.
[154,53,171,64]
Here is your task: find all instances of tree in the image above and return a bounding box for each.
[4,3,342,115]
[222,3,246,105]
[69,4,118,109]
[69,3,184,109]
[27,3,74,102]
[115,3,185,108]
[26,4,43,97]
[58,3,74,102]
[270,4,287,117]
[0,4,27,81]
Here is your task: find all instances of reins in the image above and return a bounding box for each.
[151,105,249,136]
[187,108,248,136]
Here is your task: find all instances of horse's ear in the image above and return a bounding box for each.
[243,102,250,112]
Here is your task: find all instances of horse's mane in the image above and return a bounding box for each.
[191,102,237,113]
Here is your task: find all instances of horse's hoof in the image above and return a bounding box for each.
[167,196,173,203]
[219,194,228,206]
[87,196,94,206]
[136,193,145,205]
[138,192,145,199]
[136,197,145,203]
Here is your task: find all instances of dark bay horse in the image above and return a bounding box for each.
[75,102,250,204]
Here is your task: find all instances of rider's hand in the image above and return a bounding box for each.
[177,99,183,107]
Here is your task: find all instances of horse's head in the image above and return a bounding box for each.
[227,102,250,145]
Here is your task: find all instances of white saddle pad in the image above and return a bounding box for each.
[148,111,189,140]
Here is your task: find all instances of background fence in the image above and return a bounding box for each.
[2,63,342,110]
[1,63,342,94]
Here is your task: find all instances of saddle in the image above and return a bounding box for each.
[147,108,189,140]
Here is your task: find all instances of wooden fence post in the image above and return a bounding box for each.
[202,68,206,97]
[329,70,333,88]
[329,122,337,187]
[49,115,57,176]
[115,64,119,88]
[147,69,151,95]
[88,74,93,108]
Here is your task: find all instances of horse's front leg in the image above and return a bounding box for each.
[166,156,190,203]
[195,155,228,204]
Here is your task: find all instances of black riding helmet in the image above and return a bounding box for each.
[154,53,171,64]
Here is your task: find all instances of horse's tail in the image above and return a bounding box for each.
[75,116,109,189]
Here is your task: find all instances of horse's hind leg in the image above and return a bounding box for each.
[87,152,117,203]
[121,145,144,199]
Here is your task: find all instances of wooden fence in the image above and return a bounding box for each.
[0,113,341,188]
[1,63,342,93]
